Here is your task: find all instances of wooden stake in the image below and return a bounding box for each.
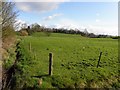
[49,53,53,75]
[97,52,102,68]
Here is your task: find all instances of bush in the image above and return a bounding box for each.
[2,26,16,49]
[2,27,15,39]
[12,41,36,89]
[111,36,120,39]
[20,30,28,36]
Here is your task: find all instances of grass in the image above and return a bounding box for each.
[14,32,119,88]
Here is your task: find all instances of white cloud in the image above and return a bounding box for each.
[45,18,85,30]
[96,19,100,23]
[12,0,118,2]
[57,19,81,30]
[14,19,28,31]
[44,18,118,36]
[15,0,71,12]
[16,19,26,24]
[44,13,63,21]
[16,2,60,13]
[13,0,70,2]
[86,24,118,35]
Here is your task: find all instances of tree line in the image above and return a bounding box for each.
[18,23,119,39]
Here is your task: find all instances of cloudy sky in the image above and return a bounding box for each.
[14,1,118,35]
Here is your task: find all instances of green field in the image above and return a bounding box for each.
[14,32,119,88]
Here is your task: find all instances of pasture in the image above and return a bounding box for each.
[15,32,119,88]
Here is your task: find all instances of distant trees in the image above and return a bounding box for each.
[18,23,29,36]
[87,33,96,38]
[43,28,52,36]
[31,23,41,31]
[111,36,120,39]
[19,23,52,36]
[18,23,114,38]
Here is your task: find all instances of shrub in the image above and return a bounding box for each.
[20,30,28,36]
[111,36,120,39]
[2,26,16,49]
[12,41,36,88]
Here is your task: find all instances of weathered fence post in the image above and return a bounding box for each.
[49,52,53,76]
[29,42,31,52]
[97,52,102,68]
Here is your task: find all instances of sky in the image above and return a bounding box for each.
[14,1,118,36]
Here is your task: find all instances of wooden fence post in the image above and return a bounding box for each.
[49,53,53,76]
[97,52,102,68]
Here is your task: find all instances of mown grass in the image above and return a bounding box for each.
[15,32,119,88]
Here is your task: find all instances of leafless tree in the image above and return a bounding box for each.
[1,2,18,31]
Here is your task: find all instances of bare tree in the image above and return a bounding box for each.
[1,2,18,31]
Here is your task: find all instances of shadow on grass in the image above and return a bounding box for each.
[31,74,50,78]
